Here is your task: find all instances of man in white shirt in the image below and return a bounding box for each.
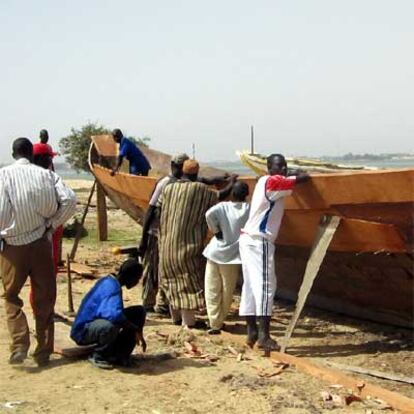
[203,181,250,334]
[0,138,77,366]
[239,154,310,351]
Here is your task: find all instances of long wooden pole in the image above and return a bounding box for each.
[69,180,96,261]
[66,253,74,314]
[96,183,108,241]
[250,125,254,154]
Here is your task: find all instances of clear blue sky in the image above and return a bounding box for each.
[1,0,413,163]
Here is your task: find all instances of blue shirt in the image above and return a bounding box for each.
[119,137,151,173]
[71,276,127,343]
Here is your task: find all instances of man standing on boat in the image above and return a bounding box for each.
[110,128,151,176]
[239,154,310,351]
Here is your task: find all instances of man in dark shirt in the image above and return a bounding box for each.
[110,128,151,176]
[71,259,146,369]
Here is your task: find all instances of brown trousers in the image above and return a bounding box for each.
[0,236,56,360]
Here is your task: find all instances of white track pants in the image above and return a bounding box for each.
[239,234,276,316]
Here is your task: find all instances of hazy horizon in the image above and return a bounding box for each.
[1,0,413,163]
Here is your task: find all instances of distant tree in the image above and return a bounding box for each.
[59,123,109,172]
[59,122,150,172]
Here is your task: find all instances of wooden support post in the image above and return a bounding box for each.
[70,180,96,261]
[96,183,108,242]
[66,254,75,316]
[281,215,341,353]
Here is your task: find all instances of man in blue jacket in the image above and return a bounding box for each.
[110,128,151,176]
[71,259,146,369]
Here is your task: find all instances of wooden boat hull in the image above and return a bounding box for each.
[89,136,413,328]
[91,163,412,253]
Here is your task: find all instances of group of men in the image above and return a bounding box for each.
[67,141,310,369]
[139,151,310,351]
[0,128,310,370]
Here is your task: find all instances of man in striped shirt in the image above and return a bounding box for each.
[0,138,77,366]
[239,154,310,351]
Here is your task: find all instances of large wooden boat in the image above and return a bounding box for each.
[89,135,414,328]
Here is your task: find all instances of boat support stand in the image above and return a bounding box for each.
[280,214,341,353]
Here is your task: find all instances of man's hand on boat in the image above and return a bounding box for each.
[110,168,118,176]
[293,172,311,184]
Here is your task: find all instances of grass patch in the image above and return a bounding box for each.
[63,227,141,248]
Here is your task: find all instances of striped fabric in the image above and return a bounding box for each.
[0,158,77,246]
[141,233,160,307]
[158,181,217,310]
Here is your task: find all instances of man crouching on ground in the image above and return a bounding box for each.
[71,259,146,369]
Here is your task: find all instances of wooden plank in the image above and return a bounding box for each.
[269,351,414,414]
[66,254,75,315]
[221,331,414,414]
[96,183,108,241]
[281,216,341,353]
[325,361,414,385]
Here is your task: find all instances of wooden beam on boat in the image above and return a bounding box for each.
[96,182,108,241]
[281,215,341,353]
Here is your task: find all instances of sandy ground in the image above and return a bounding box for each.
[0,179,413,414]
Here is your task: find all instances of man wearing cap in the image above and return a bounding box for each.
[0,138,76,366]
[138,154,232,315]
[137,153,189,314]
[110,129,151,176]
[157,159,236,328]
[33,129,58,170]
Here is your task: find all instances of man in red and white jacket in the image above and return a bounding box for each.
[239,153,310,351]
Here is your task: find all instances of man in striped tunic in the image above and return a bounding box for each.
[157,160,236,328]
[0,138,77,366]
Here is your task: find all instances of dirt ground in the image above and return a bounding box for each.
[0,179,413,414]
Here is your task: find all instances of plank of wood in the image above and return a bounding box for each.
[96,183,108,241]
[221,331,414,414]
[281,215,341,353]
[66,254,74,314]
[325,361,414,385]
